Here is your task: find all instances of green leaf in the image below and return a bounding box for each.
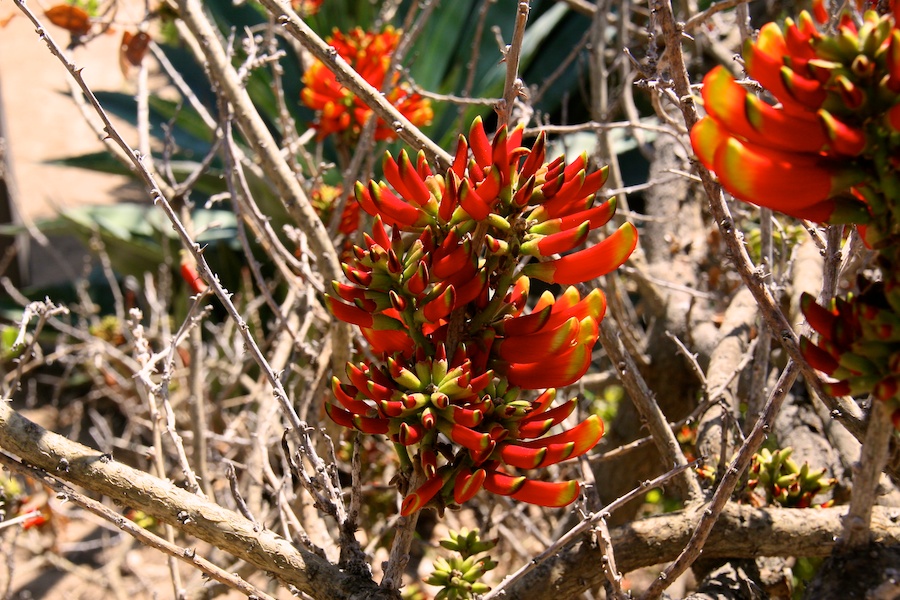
[50,152,227,197]
[92,91,214,157]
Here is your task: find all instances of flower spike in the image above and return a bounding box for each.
[327,116,636,513]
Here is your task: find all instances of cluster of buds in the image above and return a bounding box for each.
[748,447,836,508]
[325,117,638,514]
[290,0,323,16]
[692,4,900,226]
[692,3,900,423]
[425,528,498,599]
[300,26,433,142]
[800,287,900,424]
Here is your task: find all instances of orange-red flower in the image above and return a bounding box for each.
[325,118,636,513]
[291,0,323,16]
[328,347,604,515]
[800,284,900,426]
[311,184,360,236]
[691,8,900,227]
[300,27,433,141]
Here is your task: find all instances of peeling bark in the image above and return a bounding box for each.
[0,401,389,600]
[499,503,900,599]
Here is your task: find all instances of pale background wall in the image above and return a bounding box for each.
[0,1,150,287]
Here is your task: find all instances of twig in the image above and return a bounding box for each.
[187,324,213,497]
[5,300,69,399]
[599,319,704,502]
[172,0,341,280]
[0,451,278,600]
[651,0,867,441]
[595,515,627,600]
[128,308,186,598]
[683,0,752,32]
[665,331,707,388]
[497,0,530,127]
[485,461,698,599]
[839,398,894,549]
[258,0,452,170]
[640,360,800,599]
[499,500,900,597]
[226,461,259,527]
[457,0,497,131]
[12,0,348,531]
[380,469,425,590]
[0,402,378,598]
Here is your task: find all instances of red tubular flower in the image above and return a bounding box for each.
[800,287,900,418]
[311,184,359,237]
[482,468,580,507]
[523,222,638,285]
[691,8,900,225]
[300,27,433,141]
[291,0,323,16]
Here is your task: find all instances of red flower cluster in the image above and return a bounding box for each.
[325,118,637,513]
[691,6,900,419]
[800,285,900,424]
[311,184,360,237]
[691,6,900,226]
[300,27,433,141]
[291,0,323,16]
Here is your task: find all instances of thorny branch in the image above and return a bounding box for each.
[3,0,898,598]
[0,452,278,600]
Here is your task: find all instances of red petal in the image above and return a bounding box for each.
[395,422,426,445]
[517,414,603,450]
[743,24,824,114]
[483,469,526,496]
[327,296,374,327]
[325,404,389,434]
[691,118,859,217]
[499,304,553,337]
[521,221,590,257]
[524,223,637,285]
[398,149,432,206]
[818,110,866,156]
[382,152,416,204]
[519,132,546,182]
[441,422,492,451]
[529,198,618,235]
[517,398,578,438]
[469,117,492,169]
[369,181,430,228]
[401,475,445,516]
[454,467,486,504]
[495,317,581,363]
[509,478,580,507]
[504,334,593,389]
[800,337,839,375]
[452,134,469,177]
[700,66,826,153]
[499,444,547,469]
[459,178,492,221]
[422,284,456,323]
[332,378,375,415]
[543,288,607,331]
[800,292,837,340]
[361,327,415,356]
